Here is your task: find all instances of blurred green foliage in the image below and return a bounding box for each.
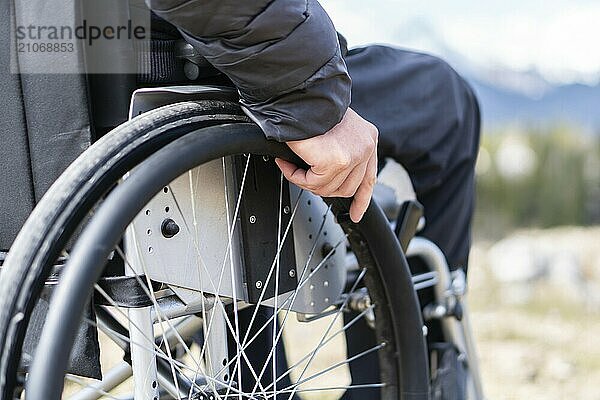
[474,125,600,239]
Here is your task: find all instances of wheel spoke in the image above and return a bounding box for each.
[239,383,387,398]
[223,188,304,397]
[82,308,245,398]
[92,286,199,383]
[283,268,368,400]
[248,201,335,397]
[271,172,285,400]
[222,156,250,400]
[114,244,214,398]
[281,342,386,394]
[267,302,376,389]
[164,157,268,395]
[214,233,348,381]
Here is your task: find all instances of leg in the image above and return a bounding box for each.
[346,45,481,271]
[342,45,481,396]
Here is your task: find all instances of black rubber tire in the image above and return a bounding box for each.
[0,100,247,398]
[0,101,429,399]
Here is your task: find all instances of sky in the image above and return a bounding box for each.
[320,0,600,85]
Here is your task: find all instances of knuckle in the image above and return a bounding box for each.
[334,154,352,169]
[331,146,352,166]
[367,176,377,187]
[362,135,377,155]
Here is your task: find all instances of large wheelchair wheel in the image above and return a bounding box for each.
[0,101,429,400]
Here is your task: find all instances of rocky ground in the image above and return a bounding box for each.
[469,226,600,399]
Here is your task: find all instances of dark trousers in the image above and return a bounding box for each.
[347,45,481,271]
[340,46,481,399]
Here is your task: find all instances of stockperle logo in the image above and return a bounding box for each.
[11,0,151,74]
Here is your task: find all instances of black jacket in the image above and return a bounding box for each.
[146,0,351,141]
[0,0,349,249]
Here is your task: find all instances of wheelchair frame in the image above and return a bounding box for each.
[3,85,483,400]
[121,86,484,400]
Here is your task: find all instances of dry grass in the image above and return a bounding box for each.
[468,243,600,400]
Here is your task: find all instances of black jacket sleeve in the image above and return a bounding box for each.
[145,0,351,141]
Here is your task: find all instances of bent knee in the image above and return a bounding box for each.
[421,54,479,124]
[409,52,482,174]
[348,45,481,169]
[419,53,481,156]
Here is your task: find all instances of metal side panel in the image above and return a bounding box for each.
[124,86,347,311]
[233,155,298,304]
[126,158,247,301]
[124,85,244,301]
[286,188,348,314]
[128,85,237,119]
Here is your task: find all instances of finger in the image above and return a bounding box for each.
[349,151,377,223]
[310,167,354,197]
[277,158,343,193]
[330,160,368,198]
[275,158,309,186]
[284,163,346,193]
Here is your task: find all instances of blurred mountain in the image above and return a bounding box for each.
[470,76,600,133]
[394,19,600,133]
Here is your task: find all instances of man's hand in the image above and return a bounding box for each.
[275,108,378,223]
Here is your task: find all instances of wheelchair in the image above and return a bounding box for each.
[0,38,483,400]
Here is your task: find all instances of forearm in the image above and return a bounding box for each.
[146,0,351,141]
